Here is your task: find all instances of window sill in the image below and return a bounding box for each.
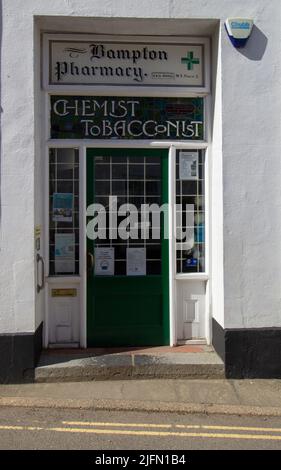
[175,273,209,281]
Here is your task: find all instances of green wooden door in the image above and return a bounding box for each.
[87,148,169,346]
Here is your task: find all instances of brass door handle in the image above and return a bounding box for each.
[87,252,94,277]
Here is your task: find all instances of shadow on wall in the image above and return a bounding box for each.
[236,25,268,60]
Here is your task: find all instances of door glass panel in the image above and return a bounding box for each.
[146,165,161,180]
[129,181,144,195]
[146,181,161,195]
[49,148,79,276]
[95,180,110,195]
[93,154,162,276]
[95,164,110,180]
[112,164,127,179]
[176,149,205,273]
[112,180,127,195]
[129,165,144,179]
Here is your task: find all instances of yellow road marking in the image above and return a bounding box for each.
[62,421,173,429]
[1,424,281,441]
[63,420,281,434]
[0,425,44,431]
[176,424,281,433]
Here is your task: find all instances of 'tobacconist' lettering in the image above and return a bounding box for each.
[81,119,202,138]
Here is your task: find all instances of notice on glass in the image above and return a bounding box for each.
[53,193,73,222]
[55,233,75,273]
[179,151,199,180]
[126,248,146,276]
[95,247,115,276]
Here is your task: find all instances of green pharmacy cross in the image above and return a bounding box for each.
[181,51,200,71]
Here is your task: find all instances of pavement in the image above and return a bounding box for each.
[1,377,281,417]
[0,346,280,418]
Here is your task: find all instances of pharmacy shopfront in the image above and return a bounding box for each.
[45,35,210,349]
[1,1,280,382]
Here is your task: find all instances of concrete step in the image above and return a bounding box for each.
[35,349,225,383]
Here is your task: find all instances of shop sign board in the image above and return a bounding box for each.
[50,96,204,140]
[45,36,208,89]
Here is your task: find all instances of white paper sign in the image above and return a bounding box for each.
[126,248,146,276]
[55,233,75,273]
[95,247,115,276]
[179,151,199,180]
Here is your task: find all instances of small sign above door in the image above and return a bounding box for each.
[43,35,210,92]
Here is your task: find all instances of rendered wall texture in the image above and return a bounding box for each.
[0,0,280,335]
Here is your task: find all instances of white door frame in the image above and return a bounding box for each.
[44,140,209,348]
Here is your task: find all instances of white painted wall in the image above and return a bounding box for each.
[1,2,35,333]
[210,27,224,328]
[34,21,46,331]
[220,8,281,328]
[1,0,280,335]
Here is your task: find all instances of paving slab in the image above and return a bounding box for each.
[231,380,281,407]
[1,379,281,417]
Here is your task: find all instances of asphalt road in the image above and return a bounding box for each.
[0,406,281,450]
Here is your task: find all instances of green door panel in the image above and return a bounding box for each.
[87,148,169,347]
